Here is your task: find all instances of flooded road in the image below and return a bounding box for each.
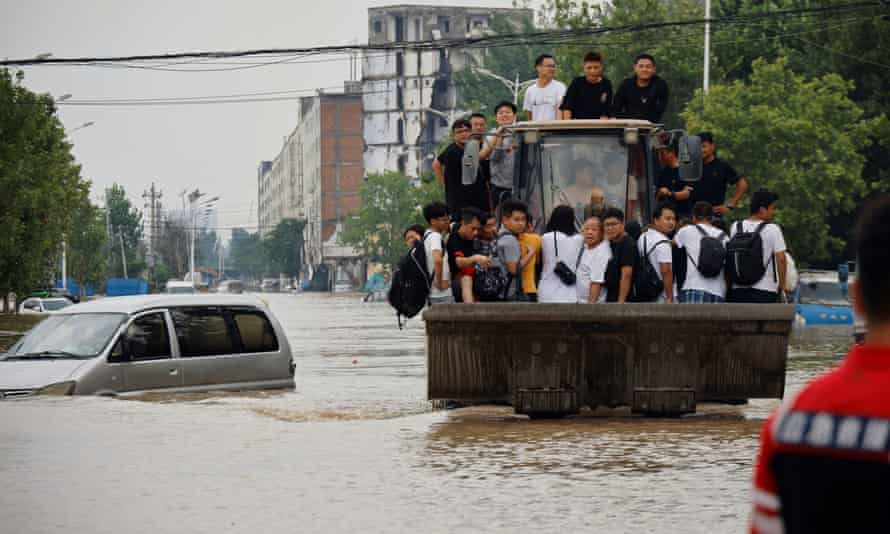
[0,293,850,533]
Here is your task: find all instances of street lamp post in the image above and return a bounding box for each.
[187,190,218,283]
[473,67,536,104]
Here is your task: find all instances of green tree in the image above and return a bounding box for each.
[105,183,144,278]
[542,0,705,128]
[263,218,306,279]
[67,201,108,297]
[682,57,887,265]
[229,228,266,281]
[195,229,219,272]
[340,172,443,271]
[156,218,189,277]
[453,12,545,116]
[0,68,90,310]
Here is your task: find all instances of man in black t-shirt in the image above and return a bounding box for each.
[560,51,613,120]
[603,208,638,303]
[656,148,692,219]
[691,132,749,218]
[433,118,490,216]
[612,54,669,123]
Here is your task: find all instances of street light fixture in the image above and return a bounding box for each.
[57,94,72,102]
[473,67,536,104]
[35,53,53,60]
[187,191,221,283]
[70,121,94,132]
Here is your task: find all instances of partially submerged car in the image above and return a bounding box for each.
[0,295,294,398]
[165,280,197,294]
[18,297,73,314]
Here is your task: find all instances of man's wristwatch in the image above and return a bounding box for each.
[727,204,735,210]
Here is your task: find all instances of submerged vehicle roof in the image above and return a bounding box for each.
[511,118,660,132]
[55,294,269,315]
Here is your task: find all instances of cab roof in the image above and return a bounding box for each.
[511,118,660,132]
[56,294,269,315]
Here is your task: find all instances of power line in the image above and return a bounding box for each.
[1,2,881,67]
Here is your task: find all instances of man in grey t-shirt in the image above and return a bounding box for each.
[480,101,518,211]
[496,199,534,300]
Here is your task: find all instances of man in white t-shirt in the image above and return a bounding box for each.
[674,201,728,303]
[522,54,567,121]
[637,204,677,303]
[422,202,453,304]
[577,216,612,303]
[727,190,787,303]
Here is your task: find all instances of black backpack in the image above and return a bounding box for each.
[688,224,727,278]
[671,242,687,290]
[473,232,511,301]
[387,233,432,327]
[726,221,771,286]
[633,233,670,302]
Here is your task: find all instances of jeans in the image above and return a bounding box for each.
[679,289,725,303]
[429,294,454,305]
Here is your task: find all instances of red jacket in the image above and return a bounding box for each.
[751,344,890,534]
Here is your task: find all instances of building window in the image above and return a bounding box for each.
[397,119,405,144]
[395,52,404,76]
[373,20,382,34]
[414,18,421,41]
[439,16,450,34]
[394,15,404,42]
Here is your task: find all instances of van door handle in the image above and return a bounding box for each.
[169,368,179,376]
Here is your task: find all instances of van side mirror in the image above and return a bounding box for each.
[678,135,702,182]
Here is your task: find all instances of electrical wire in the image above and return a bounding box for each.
[1,2,881,67]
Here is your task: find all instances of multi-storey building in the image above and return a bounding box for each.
[257,86,364,288]
[362,4,532,179]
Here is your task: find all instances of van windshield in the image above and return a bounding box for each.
[4,313,126,359]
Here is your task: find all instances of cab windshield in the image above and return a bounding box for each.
[518,132,647,231]
[4,313,126,359]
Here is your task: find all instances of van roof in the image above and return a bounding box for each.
[56,294,269,315]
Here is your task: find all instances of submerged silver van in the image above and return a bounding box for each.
[0,295,294,398]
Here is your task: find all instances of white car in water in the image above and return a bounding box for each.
[0,294,294,398]
[18,297,73,314]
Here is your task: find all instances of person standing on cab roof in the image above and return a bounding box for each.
[523,54,566,121]
[612,54,669,123]
[560,51,613,120]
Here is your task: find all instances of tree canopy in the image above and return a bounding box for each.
[340,172,442,271]
[682,57,887,263]
[1,68,90,302]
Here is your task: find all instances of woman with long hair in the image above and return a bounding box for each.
[538,205,584,303]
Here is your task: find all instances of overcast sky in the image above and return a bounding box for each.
[3,0,517,236]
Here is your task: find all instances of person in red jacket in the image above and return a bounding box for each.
[750,194,890,534]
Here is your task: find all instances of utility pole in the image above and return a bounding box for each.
[704,0,711,96]
[118,228,128,279]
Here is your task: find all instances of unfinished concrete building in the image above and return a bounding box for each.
[362,4,532,179]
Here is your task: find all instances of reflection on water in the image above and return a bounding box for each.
[0,293,852,533]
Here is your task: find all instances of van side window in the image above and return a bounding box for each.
[127,313,171,361]
[232,311,279,353]
[170,308,236,357]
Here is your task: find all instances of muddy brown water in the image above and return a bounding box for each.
[0,293,849,533]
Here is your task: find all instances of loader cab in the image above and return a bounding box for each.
[509,119,701,231]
